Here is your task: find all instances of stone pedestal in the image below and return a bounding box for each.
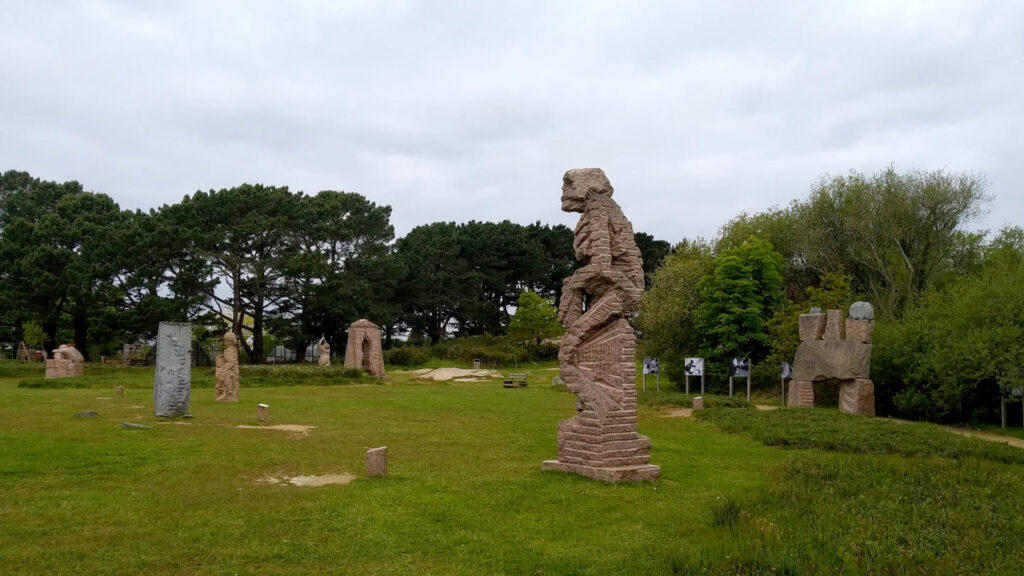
[153,322,192,418]
[115,386,124,399]
[257,403,270,425]
[692,396,704,410]
[787,380,815,407]
[366,446,388,478]
[541,460,661,483]
[839,379,875,416]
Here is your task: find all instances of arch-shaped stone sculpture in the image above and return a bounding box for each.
[344,319,385,378]
[787,302,875,416]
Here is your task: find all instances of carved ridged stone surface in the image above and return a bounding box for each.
[153,322,192,418]
[542,168,660,483]
[215,331,239,402]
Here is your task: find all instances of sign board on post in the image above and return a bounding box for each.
[780,362,792,407]
[685,358,705,395]
[642,358,660,392]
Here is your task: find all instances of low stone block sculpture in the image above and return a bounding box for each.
[541,168,660,483]
[115,385,124,398]
[215,331,240,402]
[788,303,875,416]
[366,446,388,478]
[257,403,270,425]
[692,397,704,410]
[344,320,385,378]
[45,344,84,379]
[153,322,192,418]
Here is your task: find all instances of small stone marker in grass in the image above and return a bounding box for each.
[692,397,704,410]
[257,403,270,425]
[115,386,124,398]
[121,422,150,430]
[73,411,99,419]
[366,446,388,478]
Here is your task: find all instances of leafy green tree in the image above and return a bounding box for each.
[0,171,124,356]
[873,230,1024,421]
[694,237,784,370]
[635,239,714,384]
[395,222,475,344]
[507,291,562,345]
[796,166,988,318]
[274,190,398,357]
[162,184,301,363]
[634,232,671,289]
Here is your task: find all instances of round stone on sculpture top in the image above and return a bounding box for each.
[849,301,874,321]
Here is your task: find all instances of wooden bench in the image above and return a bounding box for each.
[503,373,529,388]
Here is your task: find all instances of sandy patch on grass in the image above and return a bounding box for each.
[256,473,356,487]
[662,408,693,418]
[412,368,503,382]
[95,397,112,400]
[236,424,315,436]
[756,405,781,411]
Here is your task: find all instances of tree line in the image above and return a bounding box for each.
[636,166,1023,423]
[0,170,669,362]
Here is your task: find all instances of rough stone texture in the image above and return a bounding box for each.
[366,446,388,478]
[541,168,660,483]
[839,379,875,416]
[344,320,385,378]
[823,309,845,340]
[788,303,875,416]
[215,331,240,402]
[153,322,192,418]
[115,386,124,398]
[787,380,815,407]
[849,301,874,321]
[692,396,704,410]
[73,411,99,418]
[798,314,827,342]
[257,403,270,425]
[121,422,150,430]
[318,337,331,367]
[845,319,874,344]
[792,340,871,381]
[46,344,85,379]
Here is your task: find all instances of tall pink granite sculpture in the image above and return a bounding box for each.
[45,344,84,379]
[787,302,875,416]
[215,331,240,402]
[344,320,385,378]
[542,168,661,483]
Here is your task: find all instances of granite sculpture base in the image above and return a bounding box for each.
[541,460,661,483]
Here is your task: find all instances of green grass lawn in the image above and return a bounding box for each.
[1,361,1022,575]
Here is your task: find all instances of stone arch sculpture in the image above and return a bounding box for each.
[344,319,385,378]
[787,302,875,416]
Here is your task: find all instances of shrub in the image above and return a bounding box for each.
[384,346,431,367]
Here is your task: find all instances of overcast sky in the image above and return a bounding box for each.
[2,1,1021,244]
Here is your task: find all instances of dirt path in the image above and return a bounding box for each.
[941,426,1024,449]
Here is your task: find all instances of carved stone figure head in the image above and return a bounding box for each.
[224,331,237,346]
[561,168,613,213]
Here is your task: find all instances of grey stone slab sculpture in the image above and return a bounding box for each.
[153,322,192,418]
[542,168,660,483]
